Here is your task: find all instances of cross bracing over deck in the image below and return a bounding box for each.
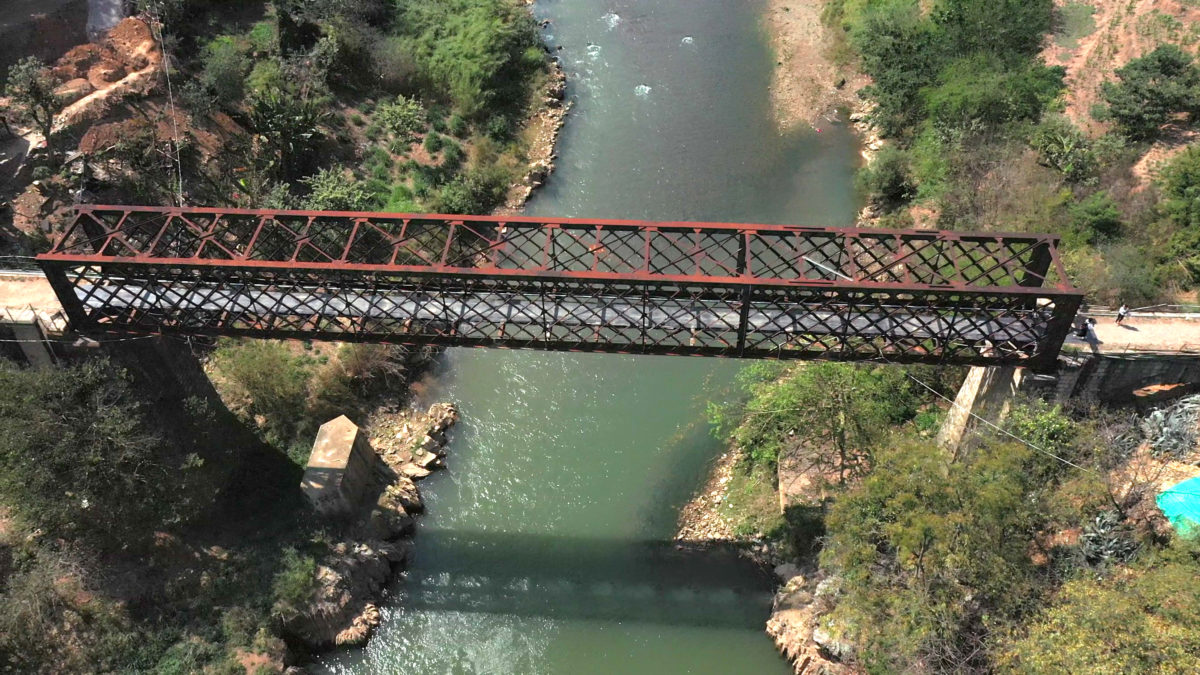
[37,206,1083,370]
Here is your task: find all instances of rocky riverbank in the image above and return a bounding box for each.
[280,402,458,652]
[496,36,570,215]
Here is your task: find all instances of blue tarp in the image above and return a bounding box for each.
[1157,476,1200,536]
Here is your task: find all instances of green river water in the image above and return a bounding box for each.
[320,0,860,671]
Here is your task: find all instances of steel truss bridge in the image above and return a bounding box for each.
[36,206,1082,370]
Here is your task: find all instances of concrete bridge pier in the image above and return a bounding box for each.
[935,366,1024,455]
[937,350,1200,454]
[0,308,57,368]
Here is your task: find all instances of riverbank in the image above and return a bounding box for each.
[496,54,569,215]
[764,0,867,132]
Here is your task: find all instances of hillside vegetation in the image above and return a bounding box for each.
[1,0,552,258]
[834,0,1200,305]
[714,361,1200,673]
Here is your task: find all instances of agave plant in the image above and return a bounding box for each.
[1079,511,1139,566]
[1141,394,1200,460]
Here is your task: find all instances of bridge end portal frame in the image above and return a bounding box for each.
[37,206,1082,371]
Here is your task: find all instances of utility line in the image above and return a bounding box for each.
[147,0,185,205]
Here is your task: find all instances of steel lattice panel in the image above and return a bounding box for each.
[37,206,1083,370]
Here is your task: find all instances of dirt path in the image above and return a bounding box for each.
[765,0,868,130]
[1067,312,1200,353]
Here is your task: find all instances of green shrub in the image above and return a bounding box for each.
[202,36,250,104]
[485,114,511,140]
[245,59,284,98]
[350,113,365,126]
[1101,45,1200,140]
[397,0,540,117]
[857,146,915,208]
[247,20,277,55]
[300,167,374,211]
[376,94,427,140]
[922,55,1064,130]
[210,340,311,453]
[822,438,1046,672]
[271,548,318,613]
[1158,146,1200,285]
[423,130,444,153]
[435,165,510,214]
[447,113,468,137]
[1029,115,1094,181]
[1068,191,1122,245]
[370,36,420,93]
[0,360,196,542]
[1000,542,1200,673]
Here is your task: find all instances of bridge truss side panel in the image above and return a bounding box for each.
[38,261,1081,371]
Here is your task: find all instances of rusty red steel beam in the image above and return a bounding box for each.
[41,205,1076,294]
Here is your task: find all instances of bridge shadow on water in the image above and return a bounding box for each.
[388,529,778,630]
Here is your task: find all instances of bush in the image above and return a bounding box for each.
[1068,191,1122,245]
[447,113,468,137]
[300,167,374,211]
[0,360,198,543]
[247,20,277,55]
[1029,115,1094,181]
[210,340,311,452]
[201,36,250,104]
[376,94,427,141]
[435,165,509,214]
[1158,146,1200,285]
[423,130,444,153]
[821,438,1046,672]
[178,80,217,122]
[271,548,318,613]
[1000,542,1200,673]
[398,0,540,117]
[922,55,1064,131]
[711,362,924,474]
[371,36,420,93]
[857,146,915,208]
[1101,45,1200,140]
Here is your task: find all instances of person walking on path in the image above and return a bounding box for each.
[1116,303,1130,325]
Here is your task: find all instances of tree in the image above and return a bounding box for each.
[718,363,920,480]
[1101,45,1200,140]
[0,360,184,543]
[820,438,1046,671]
[3,57,61,142]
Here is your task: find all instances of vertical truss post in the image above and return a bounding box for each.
[1018,239,1054,288]
[1030,294,1083,372]
[735,231,751,357]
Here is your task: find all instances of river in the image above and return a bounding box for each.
[318,0,860,672]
